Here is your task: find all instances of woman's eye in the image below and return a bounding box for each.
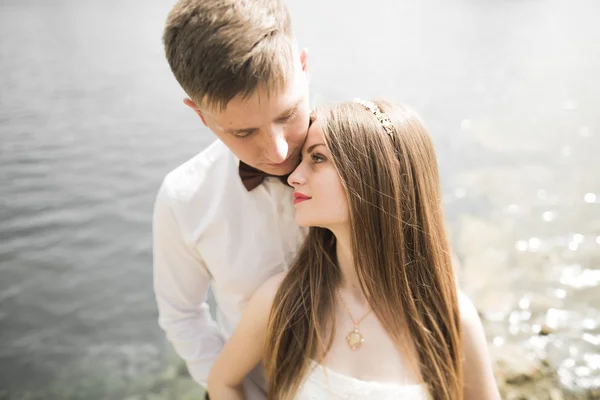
[311,153,325,163]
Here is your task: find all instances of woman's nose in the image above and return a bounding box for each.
[287,162,306,187]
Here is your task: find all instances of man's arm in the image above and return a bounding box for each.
[153,182,224,386]
[207,273,285,400]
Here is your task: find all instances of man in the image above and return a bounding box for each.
[153,0,310,398]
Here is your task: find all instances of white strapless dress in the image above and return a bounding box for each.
[294,362,431,400]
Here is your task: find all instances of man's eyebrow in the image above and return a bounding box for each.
[275,98,302,120]
[222,98,303,135]
[223,126,258,135]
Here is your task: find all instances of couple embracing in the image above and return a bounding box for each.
[153,0,500,399]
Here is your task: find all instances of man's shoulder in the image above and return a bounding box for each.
[160,140,234,204]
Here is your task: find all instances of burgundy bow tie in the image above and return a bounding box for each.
[238,161,291,191]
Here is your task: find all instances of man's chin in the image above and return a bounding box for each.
[262,164,295,176]
[261,157,299,176]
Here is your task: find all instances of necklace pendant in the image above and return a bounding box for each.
[346,327,364,350]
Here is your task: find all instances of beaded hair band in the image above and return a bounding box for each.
[354,98,395,138]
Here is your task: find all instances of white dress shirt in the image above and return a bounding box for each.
[153,139,307,399]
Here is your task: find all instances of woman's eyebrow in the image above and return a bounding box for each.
[305,143,325,153]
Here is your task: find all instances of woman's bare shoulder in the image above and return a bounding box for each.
[246,271,287,319]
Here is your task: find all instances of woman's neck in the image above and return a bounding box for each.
[331,225,364,301]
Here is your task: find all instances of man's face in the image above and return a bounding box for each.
[186,49,310,176]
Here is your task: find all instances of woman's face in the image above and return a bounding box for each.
[287,121,349,228]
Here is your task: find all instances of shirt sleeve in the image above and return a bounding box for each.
[152,181,224,386]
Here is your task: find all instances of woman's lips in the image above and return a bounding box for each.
[293,192,311,205]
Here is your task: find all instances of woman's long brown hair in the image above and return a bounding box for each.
[264,101,463,400]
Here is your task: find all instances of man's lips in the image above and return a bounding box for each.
[293,192,311,205]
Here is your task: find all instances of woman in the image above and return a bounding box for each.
[207,100,500,399]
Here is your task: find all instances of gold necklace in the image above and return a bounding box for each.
[336,289,372,350]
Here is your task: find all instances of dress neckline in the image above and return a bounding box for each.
[309,360,427,390]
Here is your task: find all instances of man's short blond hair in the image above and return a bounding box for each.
[163,0,295,111]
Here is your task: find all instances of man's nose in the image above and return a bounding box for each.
[263,128,289,163]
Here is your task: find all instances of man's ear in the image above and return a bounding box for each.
[300,48,309,77]
[183,98,208,126]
